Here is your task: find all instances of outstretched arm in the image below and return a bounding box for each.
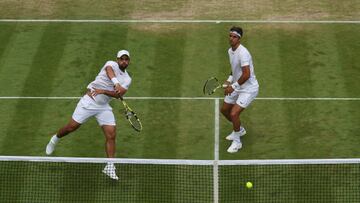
[91,88,126,99]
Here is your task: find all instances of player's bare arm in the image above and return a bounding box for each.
[105,66,122,94]
[224,66,250,95]
[92,88,127,98]
[237,66,250,85]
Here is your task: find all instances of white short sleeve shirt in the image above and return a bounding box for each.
[228,44,259,93]
[85,61,132,107]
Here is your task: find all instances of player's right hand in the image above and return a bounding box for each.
[224,86,234,96]
[223,81,231,86]
[114,84,122,94]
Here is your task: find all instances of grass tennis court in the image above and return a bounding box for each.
[0,0,360,202]
[1,23,359,159]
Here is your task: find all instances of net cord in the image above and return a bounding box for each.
[1,156,360,165]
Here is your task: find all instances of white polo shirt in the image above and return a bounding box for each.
[83,61,132,109]
[228,44,259,93]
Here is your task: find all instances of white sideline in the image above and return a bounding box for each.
[213,99,219,203]
[0,96,360,101]
[0,19,360,24]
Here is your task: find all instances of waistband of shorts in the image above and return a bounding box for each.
[85,89,95,100]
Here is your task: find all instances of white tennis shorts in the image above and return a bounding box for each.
[224,90,258,108]
[72,95,116,126]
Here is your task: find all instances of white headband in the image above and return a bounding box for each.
[230,31,241,38]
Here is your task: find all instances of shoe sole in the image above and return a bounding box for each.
[227,146,242,153]
[227,142,243,153]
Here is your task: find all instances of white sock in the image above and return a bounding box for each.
[51,135,59,144]
[233,131,241,143]
[240,126,245,131]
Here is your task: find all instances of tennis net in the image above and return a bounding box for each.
[0,156,359,202]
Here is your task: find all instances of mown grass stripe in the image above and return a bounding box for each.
[278,27,314,159]
[1,23,70,202]
[0,24,17,69]
[139,31,187,202]
[2,23,70,153]
[335,25,360,156]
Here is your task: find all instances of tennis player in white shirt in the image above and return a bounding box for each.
[45,50,132,180]
[221,27,259,153]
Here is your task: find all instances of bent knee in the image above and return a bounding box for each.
[221,107,230,115]
[105,130,116,140]
[230,112,240,119]
[106,133,116,141]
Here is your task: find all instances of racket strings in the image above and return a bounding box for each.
[204,79,219,94]
[129,113,142,131]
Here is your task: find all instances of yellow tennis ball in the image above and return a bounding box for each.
[246,181,253,189]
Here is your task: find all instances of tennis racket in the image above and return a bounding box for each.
[203,77,228,95]
[119,97,142,132]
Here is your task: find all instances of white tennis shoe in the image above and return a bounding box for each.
[45,140,56,155]
[227,140,242,153]
[103,163,119,180]
[226,128,246,141]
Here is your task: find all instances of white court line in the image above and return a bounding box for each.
[0,96,360,101]
[214,99,220,161]
[0,19,360,24]
[213,99,219,203]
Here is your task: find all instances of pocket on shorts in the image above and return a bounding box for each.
[236,91,258,108]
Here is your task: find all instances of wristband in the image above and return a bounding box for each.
[226,75,233,83]
[231,82,240,90]
[111,77,120,85]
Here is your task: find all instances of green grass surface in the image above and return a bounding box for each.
[0,23,359,159]
[0,1,360,202]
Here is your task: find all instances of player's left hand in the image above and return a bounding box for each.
[91,88,104,96]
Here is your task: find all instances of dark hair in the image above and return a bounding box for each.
[230,26,243,38]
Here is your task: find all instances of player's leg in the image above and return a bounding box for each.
[220,102,233,122]
[97,110,118,180]
[46,119,81,155]
[57,119,82,138]
[46,103,94,155]
[227,91,258,153]
[230,104,245,132]
[227,104,245,153]
[101,125,118,180]
[101,125,116,158]
[222,91,245,140]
